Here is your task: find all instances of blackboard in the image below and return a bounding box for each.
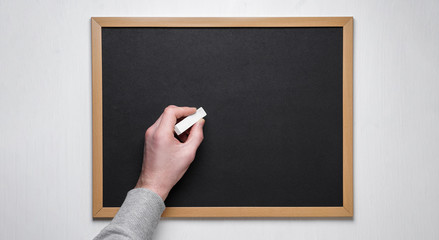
[92,17,353,218]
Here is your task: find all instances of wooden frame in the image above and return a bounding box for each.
[92,17,353,218]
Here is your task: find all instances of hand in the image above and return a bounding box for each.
[135,105,205,200]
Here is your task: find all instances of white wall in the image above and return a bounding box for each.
[1,0,438,239]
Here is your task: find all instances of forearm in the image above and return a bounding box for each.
[94,188,165,240]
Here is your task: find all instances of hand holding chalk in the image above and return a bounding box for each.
[135,105,205,200]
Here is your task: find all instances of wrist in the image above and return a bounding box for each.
[135,180,169,201]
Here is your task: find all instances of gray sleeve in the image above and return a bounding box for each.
[94,188,166,240]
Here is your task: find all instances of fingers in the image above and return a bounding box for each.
[185,119,205,150]
[158,106,197,133]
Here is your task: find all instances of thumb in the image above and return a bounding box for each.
[185,119,205,150]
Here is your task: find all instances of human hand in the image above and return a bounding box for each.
[135,105,205,200]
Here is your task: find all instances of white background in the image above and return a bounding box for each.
[1,0,438,239]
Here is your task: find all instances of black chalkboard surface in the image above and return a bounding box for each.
[92,17,353,218]
[102,27,343,207]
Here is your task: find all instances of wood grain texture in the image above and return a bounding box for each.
[91,17,353,218]
[92,17,352,27]
[92,19,103,216]
[94,207,352,218]
[342,18,354,215]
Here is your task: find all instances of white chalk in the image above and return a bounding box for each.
[174,107,207,135]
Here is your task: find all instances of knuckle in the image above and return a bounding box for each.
[185,151,196,160]
[164,106,175,115]
[196,131,204,141]
[145,127,153,138]
[165,105,176,110]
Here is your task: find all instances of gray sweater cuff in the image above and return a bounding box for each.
[94,188,165,240]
